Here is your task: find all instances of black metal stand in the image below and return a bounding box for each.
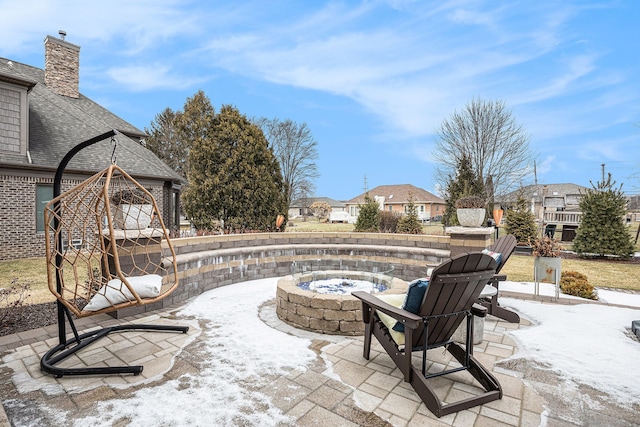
[40,130,188,377]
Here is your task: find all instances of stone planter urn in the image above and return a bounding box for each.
[456,208,486,227]
[454,196,486,227]
[114,203,153,229]
[111,188,153,230]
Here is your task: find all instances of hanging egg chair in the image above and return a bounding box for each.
[44,163,179,317]
[40,130,188,378]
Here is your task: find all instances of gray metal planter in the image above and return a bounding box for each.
[534,256,561,298]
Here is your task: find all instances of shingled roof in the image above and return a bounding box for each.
[0,57,183,182]
[345,184,444,205]
[499,183,591,203]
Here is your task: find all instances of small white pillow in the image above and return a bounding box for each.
[84,274,163,312]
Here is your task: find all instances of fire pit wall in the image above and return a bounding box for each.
[276,271,408,335]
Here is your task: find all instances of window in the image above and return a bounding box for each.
[420,206,424,212]
[36,184,53,233]
[388,206,392,211]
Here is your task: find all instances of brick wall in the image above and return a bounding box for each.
[0,174,166,261]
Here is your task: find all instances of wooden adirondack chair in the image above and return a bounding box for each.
[352,252,502,418]
[480,234,520,323]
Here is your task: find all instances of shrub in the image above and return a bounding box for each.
[454,195,486,209]
[530,236,562,257]
[572,174,634,258]
[354,194,380,232]
[504,189,537,244]
[560,271,598,300]
[0,279,32,323]
[111,188,147,205]
[397,194,423,234]
[379,211,400,233]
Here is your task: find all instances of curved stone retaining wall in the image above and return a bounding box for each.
[113,232,449,318]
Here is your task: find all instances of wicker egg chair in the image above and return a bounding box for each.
[40,130,188,377]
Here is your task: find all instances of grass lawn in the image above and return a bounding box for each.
[501,254,638,290]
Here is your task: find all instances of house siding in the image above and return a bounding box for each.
[0,173,167,261]
[0,84,25,154]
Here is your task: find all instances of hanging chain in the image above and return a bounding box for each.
[110,134,118,164]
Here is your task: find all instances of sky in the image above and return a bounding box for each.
[1,0,639,200]
[5,277,640,425]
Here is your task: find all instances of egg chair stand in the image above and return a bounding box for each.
[40,130,188,378]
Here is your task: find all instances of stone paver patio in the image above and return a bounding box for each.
[1,290,639,426]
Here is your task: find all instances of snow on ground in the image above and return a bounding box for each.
[500,281,640,407]
[500,281,640,308]
[73,278,316,427]
[17,277,640,424]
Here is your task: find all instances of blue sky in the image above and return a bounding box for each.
[1,0,639,200]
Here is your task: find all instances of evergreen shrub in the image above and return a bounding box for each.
[560,271,598,300]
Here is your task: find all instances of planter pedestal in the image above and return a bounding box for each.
[446,226,494,258]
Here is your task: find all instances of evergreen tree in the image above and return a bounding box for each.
[572,174,634,258]
[354,194,380,232]
[504,189,537,244]
[443,154,485,226]
[183,105,287,232]
[397,194,423,234]
[144,91,215,179]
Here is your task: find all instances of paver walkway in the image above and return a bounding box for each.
[1,291,639,426]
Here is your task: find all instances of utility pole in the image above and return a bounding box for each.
[602,164,605,182]
[363,175,368,194]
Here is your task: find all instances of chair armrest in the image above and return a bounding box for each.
[352,291,422,330]
[488,273,508,288]
[492,273,507,282]
[471,303,488,318]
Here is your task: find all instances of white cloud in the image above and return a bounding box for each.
[106,65,206,92]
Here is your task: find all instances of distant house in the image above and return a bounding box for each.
[498,183,591,225]
[344,184,445,223]
[0,34,184,261]
[288,197,346,218]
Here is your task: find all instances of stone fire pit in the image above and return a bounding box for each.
[276,269,407,335]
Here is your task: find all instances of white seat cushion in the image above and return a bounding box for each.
[375,293,407,346]
[84,274,163,311]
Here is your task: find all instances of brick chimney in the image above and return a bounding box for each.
[44,32,80,98]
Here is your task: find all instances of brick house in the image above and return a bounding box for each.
[0,34,184,261]
[344,184,445,223]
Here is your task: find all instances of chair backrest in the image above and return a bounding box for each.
[412,252,497,348]
[489,234,517,274]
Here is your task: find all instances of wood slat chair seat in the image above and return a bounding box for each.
[480,234,520,323]
[353,252,502,418]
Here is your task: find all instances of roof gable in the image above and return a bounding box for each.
[500,183,591,202]
[0,56,182,182]
[290,196,345,208]
[345,184,444,204]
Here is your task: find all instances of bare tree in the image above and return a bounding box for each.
[256,118,320,208]
[309,201,331,222]
[433,98,534,201]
